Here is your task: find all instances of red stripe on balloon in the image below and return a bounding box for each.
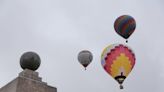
[103,44,135,74]
[114,16,127,33]
[121,19,135,36]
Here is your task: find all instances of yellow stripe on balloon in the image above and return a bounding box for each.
[110,53,132,78]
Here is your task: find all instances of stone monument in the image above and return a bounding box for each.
[0,52,57,92]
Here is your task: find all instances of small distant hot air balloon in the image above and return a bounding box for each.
[101,44,135,89]
[78,50,93,70]
[114,15,136,43]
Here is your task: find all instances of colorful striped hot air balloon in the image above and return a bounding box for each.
[101,44,135,89]
[114,15,136,43]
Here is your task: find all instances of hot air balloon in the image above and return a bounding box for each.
[101,44,135,89]
[114,15,136,43]
[78,50,93,70]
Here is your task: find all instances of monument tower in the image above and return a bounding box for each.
[0,52,57,92]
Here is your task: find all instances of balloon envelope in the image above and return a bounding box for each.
[114,15,136,40]
[78,50,93,69]
[101,44,135,89]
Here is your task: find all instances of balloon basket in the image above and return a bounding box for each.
[119,84,123,89]
[126,40,128,43]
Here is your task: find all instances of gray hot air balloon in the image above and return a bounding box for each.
[78,50,93,70]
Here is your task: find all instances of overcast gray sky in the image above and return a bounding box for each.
[0,0,164,92]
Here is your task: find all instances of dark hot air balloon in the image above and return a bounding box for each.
[114,15,136,43]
